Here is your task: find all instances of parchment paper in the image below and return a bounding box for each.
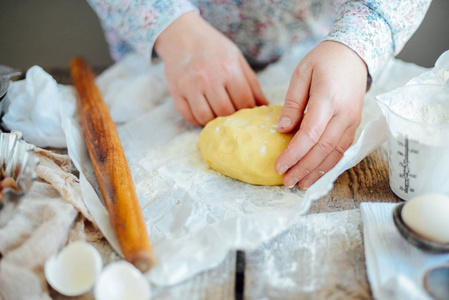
[60,44,427,286]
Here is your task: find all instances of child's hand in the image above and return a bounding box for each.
[155,12,268,126]
[275,41,368,189]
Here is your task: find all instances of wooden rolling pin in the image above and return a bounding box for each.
[70,57,154,273]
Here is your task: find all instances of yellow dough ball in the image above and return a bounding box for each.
[198,105,295,185]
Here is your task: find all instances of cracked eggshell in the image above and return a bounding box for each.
[94,261,151,300]
[45,241,103,296]
[402,193,449,244]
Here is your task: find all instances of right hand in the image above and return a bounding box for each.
[154,11,268,126]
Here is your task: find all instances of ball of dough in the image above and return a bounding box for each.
[198,105,295,185]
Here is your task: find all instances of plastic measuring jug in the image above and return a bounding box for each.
[375,84,449,201]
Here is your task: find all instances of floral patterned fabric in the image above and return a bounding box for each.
[87,0,431,80]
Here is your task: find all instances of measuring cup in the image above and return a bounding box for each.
[376,84,449,201]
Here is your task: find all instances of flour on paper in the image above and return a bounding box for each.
[62,45,428,286]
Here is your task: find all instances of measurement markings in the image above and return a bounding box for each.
[397,135,417,194]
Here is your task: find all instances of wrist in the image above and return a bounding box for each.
[154,11,202,60]
[321,40,370,91]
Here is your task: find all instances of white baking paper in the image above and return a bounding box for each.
[406,50,449,86]
[56,44,427,286]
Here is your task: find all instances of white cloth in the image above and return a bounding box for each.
[360,202,449,300]
[0,149,99,300]
[2,66,75,148]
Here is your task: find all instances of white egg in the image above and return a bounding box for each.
[402,193,449,244]
[45,241,103,296]
[94,261,151,300]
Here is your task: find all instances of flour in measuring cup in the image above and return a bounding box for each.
[387,98,449,200]
[390,98,449,125]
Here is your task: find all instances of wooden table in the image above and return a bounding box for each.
[48,69,402,300]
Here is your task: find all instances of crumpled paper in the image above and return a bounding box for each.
[61,47,427,285]
[406,50,449,86]
[95,53,169,124]
[2,42,428,286]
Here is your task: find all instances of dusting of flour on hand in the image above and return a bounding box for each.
[391,98,449,124]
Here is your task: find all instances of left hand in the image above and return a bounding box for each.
[275,41,368,189]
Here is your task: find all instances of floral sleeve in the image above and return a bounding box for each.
[86,0,198,61]
[324,0,432,80]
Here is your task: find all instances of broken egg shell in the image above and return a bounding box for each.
[94,261,151,300]
[45,241,103,296]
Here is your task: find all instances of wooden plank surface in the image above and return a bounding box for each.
[245,209,369,299]
[310,147,400,215]
[47,69,401,300]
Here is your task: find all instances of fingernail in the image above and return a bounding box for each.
[278,117,291,130]
[300,179,312,190]
[277,165,289,175]
[285,177,298,188]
